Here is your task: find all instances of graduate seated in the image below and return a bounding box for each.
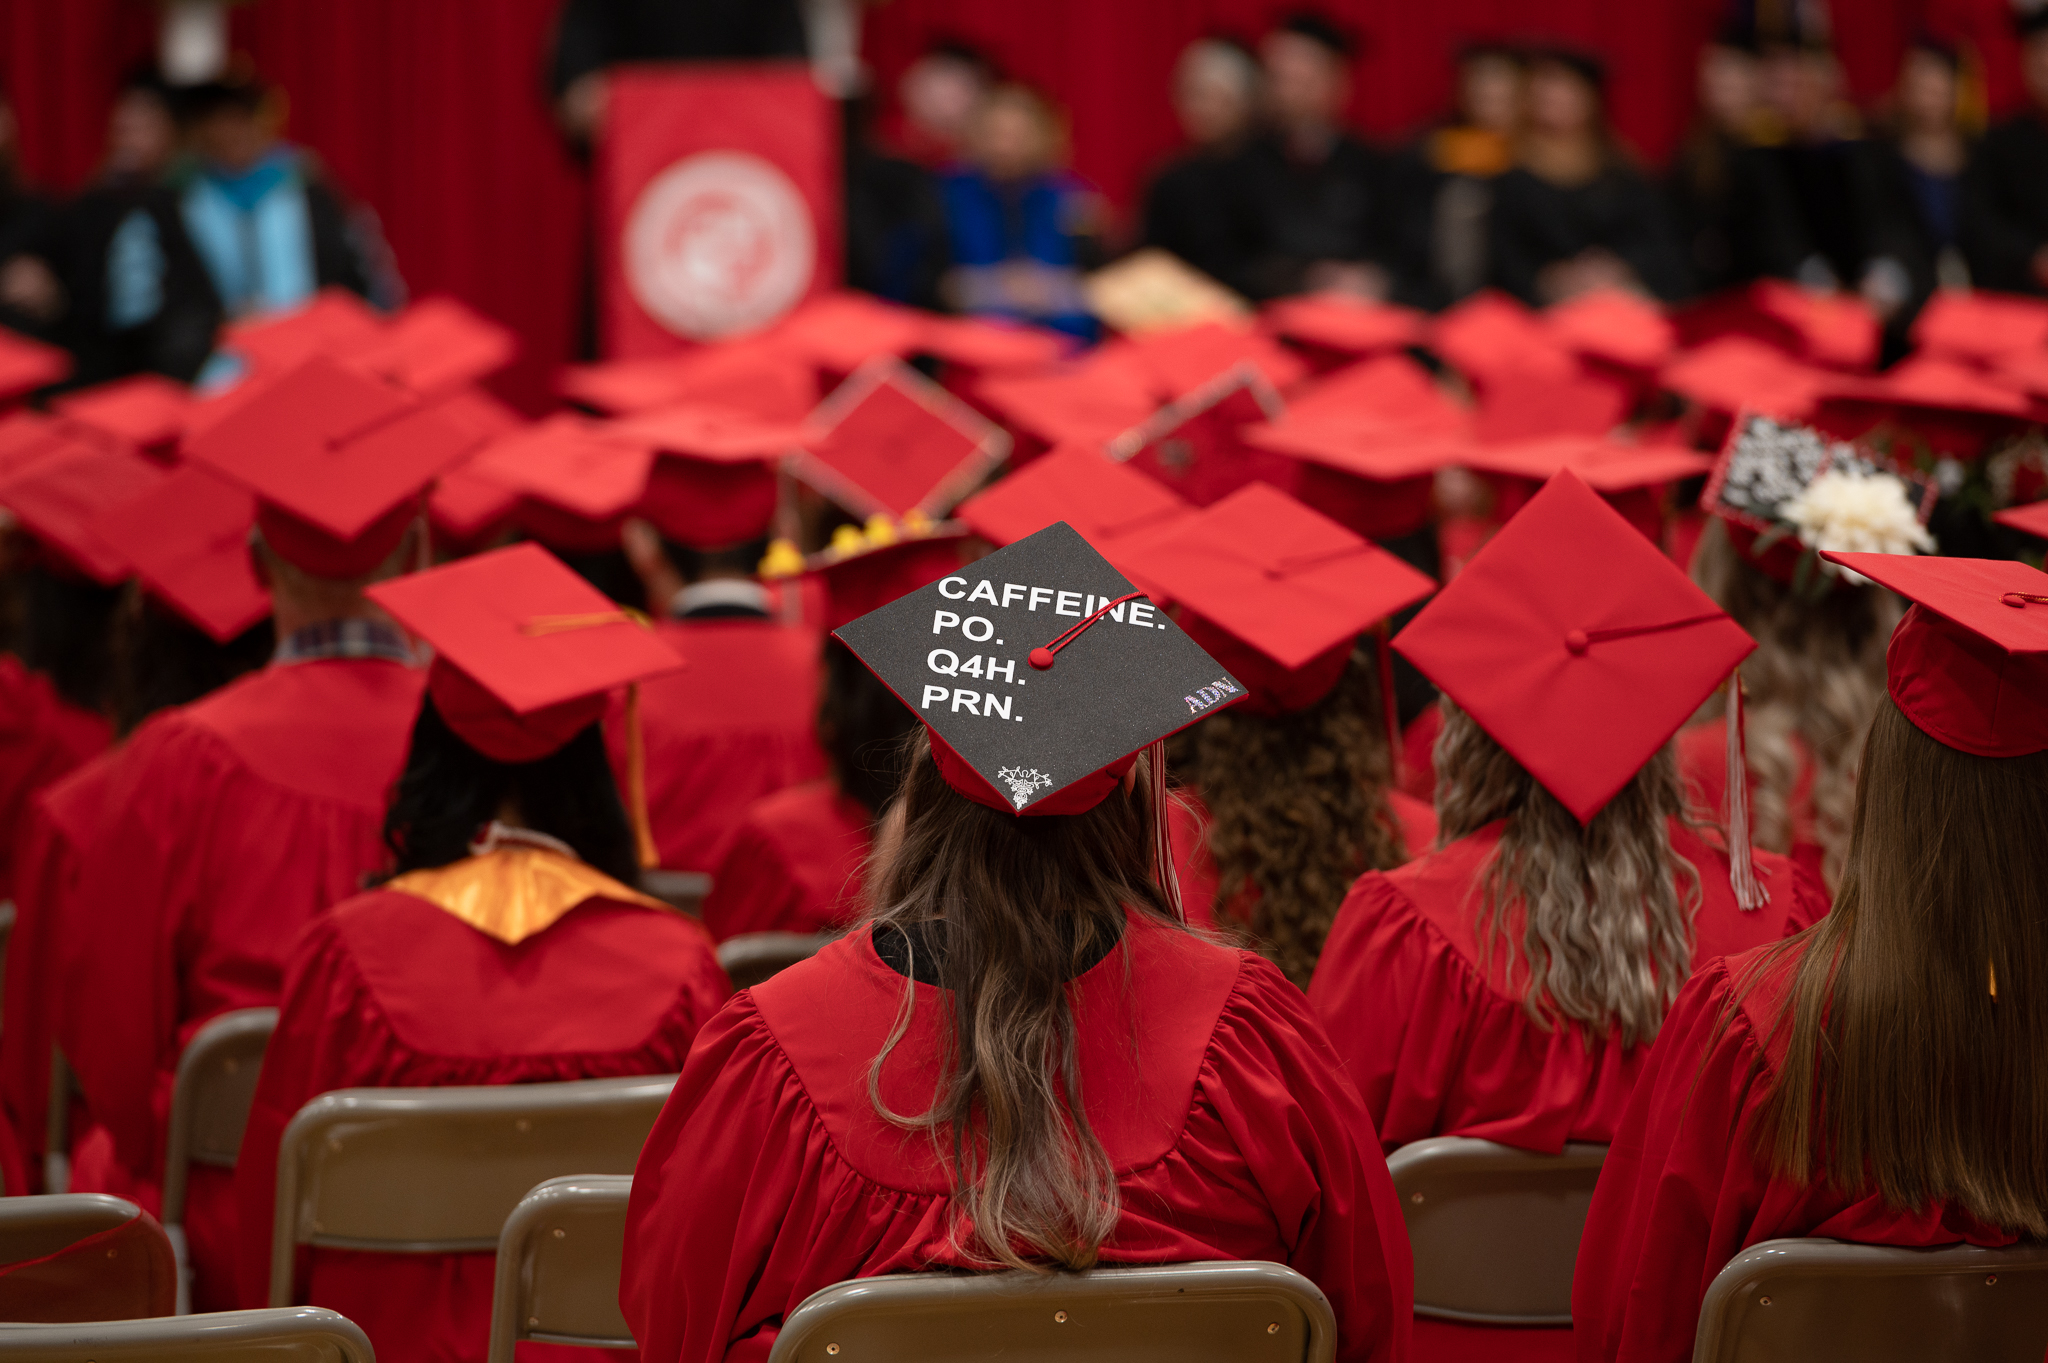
[1575,551,2048,1362]
[1308,473,1829,1357]
[1119,483,1440,987]
[1960,8,2048,294]
[236,544,728,1362]
[1488,47,1689,304]
[939,82,1105,341]
[52,359,461,1311]
[622,524,1413,1363]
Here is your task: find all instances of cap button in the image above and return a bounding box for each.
[1028,646,1056,670]
[2002,592,2030,609]
[1565,628,1590,655]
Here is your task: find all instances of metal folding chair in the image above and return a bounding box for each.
[1692,1236,2048,1362]
[764,1260,1338,1363]
[1384,1135,1607,1324]
[0,1193,176,1321]
[0,1306,374,1363]
[162,1007,277,1313]
[486,1175,635,1363]
[267,1074,674,1307]
[716,931,835,989]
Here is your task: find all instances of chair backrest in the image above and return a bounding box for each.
[1384,1136,1607,1324]
[0,1306,375,1363]
[1692,1236,2048,1363]
[0,1194,177,1322]
[716,931,834,990]
[763,1260,1337,1363]
[269,1074,675,1306]
[163,1007,278,1227]
[486,1175,634,1363]
[641,870,710,917]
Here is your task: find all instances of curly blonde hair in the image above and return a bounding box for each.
[1691,520,1901,892]
[1187,649,1404,989]
[1433,698,1701,1047]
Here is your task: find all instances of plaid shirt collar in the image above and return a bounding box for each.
[272,618,419,667]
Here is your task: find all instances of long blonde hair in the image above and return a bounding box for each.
[1433,699,1701,1047]
[862,734,1178,1270]
[1691,520,1900,891]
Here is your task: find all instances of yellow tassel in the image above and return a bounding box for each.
[758,537,805,578]
[1990,959,1998,1000]
[863,514,898,546]
[627,681,658,870]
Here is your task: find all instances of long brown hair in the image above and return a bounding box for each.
[863,733,1179,1270]
[1433,698,1701,1047]
[1692,520,1900,891]
[1185,649,1404,988]
[1747,698,2048,1234]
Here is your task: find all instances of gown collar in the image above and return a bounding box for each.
[387,834,669,945]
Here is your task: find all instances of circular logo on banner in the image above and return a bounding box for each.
[624,151,816,340]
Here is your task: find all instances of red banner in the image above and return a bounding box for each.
[599,63,839,359]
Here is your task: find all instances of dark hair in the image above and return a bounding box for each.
[1458,40,1525,66]
[926,38,999,79]
[665,535,771,586]
[16,565,120,716]
[173,75,268,125]
[109,588,272,736]
[1530,44,1608,92]
[381,697,640,884]
[1907,35,1961,69]
[1745,698,2048,1235]
[865,733,1178,1270]
[1278,10,1357,59]
[819,637,917,819]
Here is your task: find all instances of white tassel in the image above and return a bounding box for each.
[1725,675,1770,911]
[1148,741,1185,924]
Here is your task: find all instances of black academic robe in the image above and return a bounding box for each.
[1220,131,1431,304]
[0,179,61,343]
[1140,147,1244,285]
[1959,112,2048,295]
[53,177,224,386]
[549,0,808,95]
[1664,127,1808,294]
[844,124,950,311]
[1489,162,1690,303]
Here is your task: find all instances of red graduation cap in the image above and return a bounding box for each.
[51,374,192,454]
[1395,470,1755,823]
[1125,322,1309,399]
[609,403,810,549]
[1122,481,1436,713]
[1747,279,1880,371]
[185,357,477,578]
[1822,551,2048,758]
[1285,353,1469,435]
[429,466,525,548]
[0,434,167,582]
[1108,363,1290,508]
[770,291,928,375]
[975,348,1163,450]
[1461,434,1714,492]
[807,524,975,633]
[1544,287,1677,372]
[0,324,72,402]
[466,414,656,523]
[559,336,820,420]
[350,296,517,396]
[225,288,387,376]
[790,358,1009,520]
[1261,292,1426,357]
[0,411,75,480]
[1472,366,1634,442]
[1910,290,2048,366]
[915,315,1068,374]
[1659,335,1828,421]
[90,465,268,642]
[1430,291,1579,384]
[1240,417,1468,540]
[1818,355,2036,420]
[955,443,1192,553]
[1993,500,2048,540]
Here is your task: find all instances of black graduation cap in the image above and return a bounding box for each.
[833,520,1243,816]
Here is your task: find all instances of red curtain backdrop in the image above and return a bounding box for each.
[0,0,2031,408]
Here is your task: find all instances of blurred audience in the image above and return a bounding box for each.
[891,40,996,167]
[0,86,62,342]
[844,94,952,310]
[1490,47,1689,303]
[53,70,222,386]
[1223,12,1428,303]
[1667,25,1807,293]
[171,74,393,323]
[1139,37,1261,284]
[1960,9,2048,294]
[1415,43,1523,301]
[939,82,1103,339]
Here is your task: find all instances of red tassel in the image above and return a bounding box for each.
[1147,741,1185,924]
[1725,674,1769,911]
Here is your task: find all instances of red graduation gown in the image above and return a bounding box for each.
[1309,821,1826,1363]
[236,873,729,1363]
[0,654,110,898]
[1176,788,1437,936]
[615,620,827,874]
[1571,943,2019,1363]
[702,780,869,941]
[1674,717,1824,884]
[0,748,119,1186]
[55,657,426,1311]
[1308,818,1826,1155]
[622,915,1415,1363]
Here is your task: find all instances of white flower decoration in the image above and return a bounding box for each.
[1776,469,1935,584]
